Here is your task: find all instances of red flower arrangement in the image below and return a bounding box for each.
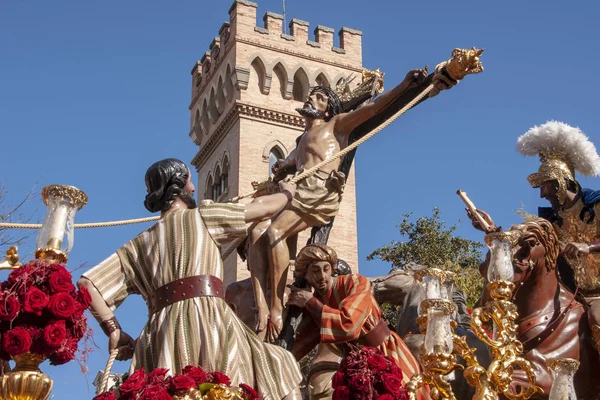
[0,260,90,365]
[332,345,408,400]
[94,365,260,400]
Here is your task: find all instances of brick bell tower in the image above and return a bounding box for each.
[188,0,362,285]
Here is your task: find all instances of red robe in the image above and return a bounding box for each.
[292,274,428,398]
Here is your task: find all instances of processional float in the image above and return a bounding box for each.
[0,47,578,400]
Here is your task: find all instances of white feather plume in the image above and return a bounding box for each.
[516,120,600,177]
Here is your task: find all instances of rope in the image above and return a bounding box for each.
[231,83,435,202]
[98,348,119,395]
[0,216,159,229]
[0,84,433,229]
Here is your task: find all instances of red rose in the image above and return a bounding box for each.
[147,368,172,389]
[23,287,49,316]
[182,365,207,384]
[240,383,259,400]
[49,338,78,365]
[207,371,231,385]
[48,293,76,319]
[332,371,345,388]
[119,369,147,396]
[6,264,33,287]
[367,354,389,372]
[332,386,351,400]
[2,327,32,356]
[0,294,20,321]
[377,395,394,400]
[68,302,85,323]
[77,286,92,307]
[43,320,67,348]
[148,368,169,384]
[139,385,171,400]
[48,269,74,294]
[93,392,117,400]
[349,374,371,392]
[381,373,402,397]
[171,375,196,392]
[70,318,87,340]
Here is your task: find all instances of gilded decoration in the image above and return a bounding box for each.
[556,199,600,291]
[414,268,456,283]
[41,185,88,210]
[483,231,521,248]
[444,47,485,81]
[546,357,580,375]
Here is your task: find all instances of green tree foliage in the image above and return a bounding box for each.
[368,208,485,309]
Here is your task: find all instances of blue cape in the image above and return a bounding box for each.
[581,188,600,205]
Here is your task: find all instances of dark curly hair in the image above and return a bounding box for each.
[143,158,191,213]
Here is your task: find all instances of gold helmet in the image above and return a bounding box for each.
[517,121,600,205]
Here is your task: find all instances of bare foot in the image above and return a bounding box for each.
[266,314,283,343]
[255,307,269,334]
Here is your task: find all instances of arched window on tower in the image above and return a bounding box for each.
[222,156,229,193]
[213,166,222,201]
[268,147,284,176]
[205,174,214,201]
[292,68,309,102]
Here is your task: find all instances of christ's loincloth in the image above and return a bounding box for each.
[289,169,345,226]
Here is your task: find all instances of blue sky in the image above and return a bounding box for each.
[1,0,599,398]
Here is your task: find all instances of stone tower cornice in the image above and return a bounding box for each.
[191,101,304,171]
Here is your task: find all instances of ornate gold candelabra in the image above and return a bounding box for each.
[407,269,462,400]
[1,184,87,400]
[407,233,541,400]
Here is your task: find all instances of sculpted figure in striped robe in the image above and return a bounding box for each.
[287,244,428,400]
[78,158,303,400]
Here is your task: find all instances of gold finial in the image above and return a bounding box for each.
[0,246,22,270]
[334,67,386,102]
[445,47,485,81]
[361,68,385,94]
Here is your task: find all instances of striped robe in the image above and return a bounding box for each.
[292,274,428,399]
[83,204,302,400]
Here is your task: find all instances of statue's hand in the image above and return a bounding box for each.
[271,159,285,176]
[404,67,429,89]
[285,285,313,308]
[466,208,499,233]
[430,61,459,97]
[109,330,136,361]
[564,242,590,259]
